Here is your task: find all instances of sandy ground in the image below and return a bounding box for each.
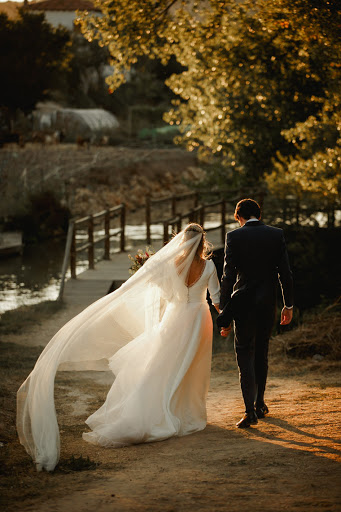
[1,306,341,512]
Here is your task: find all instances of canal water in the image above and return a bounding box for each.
[0,238,66,314]
[0,223,166,314]
[0,218,236,315]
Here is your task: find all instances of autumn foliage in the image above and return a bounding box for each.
[77,1,340,205]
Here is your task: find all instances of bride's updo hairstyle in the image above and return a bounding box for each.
[182,223,212,260]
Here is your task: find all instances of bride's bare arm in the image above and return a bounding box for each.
[208,261,220,310]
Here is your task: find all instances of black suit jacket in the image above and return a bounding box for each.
[217,221,293,327]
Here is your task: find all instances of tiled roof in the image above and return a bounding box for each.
[27,1,101,12]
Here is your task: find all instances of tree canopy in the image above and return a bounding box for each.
[0,8,70,119]
[78,0,341,201]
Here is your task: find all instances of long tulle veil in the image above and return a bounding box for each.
[17,229,203,471]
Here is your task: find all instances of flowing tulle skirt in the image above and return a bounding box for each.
[83,301,213,447]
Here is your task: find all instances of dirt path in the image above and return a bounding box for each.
[50,367,341,512]
[1,309,341,512]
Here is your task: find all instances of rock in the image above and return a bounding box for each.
[312,354,324,361]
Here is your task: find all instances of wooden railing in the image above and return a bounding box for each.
[161,199,228,245]
[58,204,126,289]
[146,192,199,245]
[70,204,125,278]
[57,189,341,300]
[57,221,75,301]
[58,194,232,300]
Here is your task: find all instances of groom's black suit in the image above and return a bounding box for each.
[218,220,293,413]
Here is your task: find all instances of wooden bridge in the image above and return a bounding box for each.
[59,193,234,308]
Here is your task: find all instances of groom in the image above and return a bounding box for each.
[217,198,293,428]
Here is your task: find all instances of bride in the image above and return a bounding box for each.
[17,223,220,471]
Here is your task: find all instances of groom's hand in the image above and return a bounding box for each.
[280,307,293,325]
[220,325,231,337]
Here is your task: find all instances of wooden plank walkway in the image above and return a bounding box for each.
[64,254,134,306]
[63,231,224,307]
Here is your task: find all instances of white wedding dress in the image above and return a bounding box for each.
[17,230,220,471]
[83,257,220,448]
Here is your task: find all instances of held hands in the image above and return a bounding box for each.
[220,325,232,337]
[280,307,293,326]
[217,306,232,337]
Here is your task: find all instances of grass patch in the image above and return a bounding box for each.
[279,299,341,360]
[0,341,42,371]
[57,455,99,473]
[0,300,65,335]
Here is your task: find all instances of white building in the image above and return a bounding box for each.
[26,0,101,31]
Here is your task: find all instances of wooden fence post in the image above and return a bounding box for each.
[104,209,110,260]
[282,200,287,223]
[163,221,168,244]
[327,203,335,228]
[146,195,151,245]
[171,195,176,218]
[88,215,94,269]
[58,221,75,300]
[120,204,126,252]
[177,214,182,233]
[221,200,226,244]
[70,224,77,279]
[296,200,300,226]
[200,205,204,228]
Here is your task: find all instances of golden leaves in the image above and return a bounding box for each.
[78,0,341,196]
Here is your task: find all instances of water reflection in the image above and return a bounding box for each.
[0,218,230,315]
[0,239,66,314]
[0,224,164,314]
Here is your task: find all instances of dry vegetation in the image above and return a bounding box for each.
[0,144,204,219]
[275,301,341,361]
[0,301,65,336]
[0,1,22,20]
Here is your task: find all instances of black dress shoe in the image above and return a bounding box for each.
[236,411,258,428]
[256,404,269,418]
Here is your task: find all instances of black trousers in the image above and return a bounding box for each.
[234,302,276,413]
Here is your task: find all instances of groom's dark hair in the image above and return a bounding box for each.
[234,198,261,221]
